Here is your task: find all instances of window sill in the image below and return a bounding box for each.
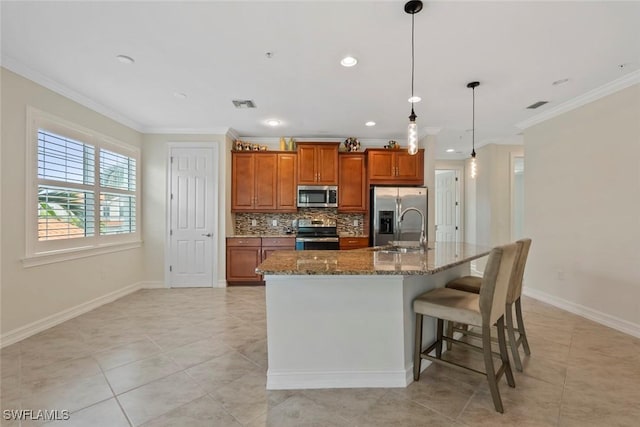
[22,241,142,268]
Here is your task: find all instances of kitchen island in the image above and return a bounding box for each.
[256,242,490,390]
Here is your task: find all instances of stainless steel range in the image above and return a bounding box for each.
[295,219,339,250]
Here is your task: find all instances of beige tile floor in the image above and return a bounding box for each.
[1,287,639,426]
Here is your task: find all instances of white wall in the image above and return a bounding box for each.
[141,134,232,287]
[0,69,145,339]
[524,83,640,333]
[472,144,524,247]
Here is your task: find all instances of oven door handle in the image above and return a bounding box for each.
[295,237,340,243]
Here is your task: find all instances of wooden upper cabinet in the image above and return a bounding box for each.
[232,153,256,211]
[253,154,278,210]
[366,149,424,185]
[232,151,297,213]
[277,153,297,211]
[231,152,277,212]
[338,152,367,212]
[296,142,339,185]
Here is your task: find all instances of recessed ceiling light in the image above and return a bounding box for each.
[365,121,376,127]
[266,119,281,127]
[116,55,135,64]
[446,148,455,153]
[173,92,187,99]
[552,78,569,86]
[408,96,422,103]
[340,56,358,67]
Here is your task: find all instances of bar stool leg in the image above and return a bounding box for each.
[414,313,423,381]
[497,316,516,388]
[482,323,504,413]
[436,318,444,358]
[505,303,523,371]
[515,297,531,355]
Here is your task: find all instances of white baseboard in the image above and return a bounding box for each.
[0,282,143,348]
[523,287,640,339]
[139,281,166,289]
[217,279,228,288]
[267,369,409,390]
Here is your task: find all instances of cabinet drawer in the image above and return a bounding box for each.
[339,237,370,250]
[226,237,261,247]
[261,237,295,247]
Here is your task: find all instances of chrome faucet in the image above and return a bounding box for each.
[399,207,427,248]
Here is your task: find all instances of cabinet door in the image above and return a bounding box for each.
[316,144,339,185]
[367,150,395,183]
[277,153,297,211]
[338,153,367,212]
[254,154,278,210]
[396,150,424,184]
[226,246,262,284]
[297,144,317,184]
[231,153,255,211]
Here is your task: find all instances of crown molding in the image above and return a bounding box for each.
[142,127,230,135]
[226,128,240,141]
[516,69,640,130]
[1,55,145,133]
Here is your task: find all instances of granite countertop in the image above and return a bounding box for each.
[256,242,491,276]
[229,234,296,238]
[229,234,369,238]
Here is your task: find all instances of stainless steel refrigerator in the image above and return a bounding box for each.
[370,186,428,246]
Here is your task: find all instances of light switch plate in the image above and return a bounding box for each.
[353,219,359,226]
[251,219,257,226]
[272,220,278,226]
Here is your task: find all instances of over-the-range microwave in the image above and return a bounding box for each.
[297,185,338,208]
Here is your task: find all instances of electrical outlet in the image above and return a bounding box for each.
[353,219,359,226]
[251,219,257,227]
[272,219,278,227]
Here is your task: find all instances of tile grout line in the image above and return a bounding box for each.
[93,353,135,427]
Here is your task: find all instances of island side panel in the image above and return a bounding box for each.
[265,274,407,389]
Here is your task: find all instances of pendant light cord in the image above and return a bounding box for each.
[472,86,475,157]
[411,12,415,108]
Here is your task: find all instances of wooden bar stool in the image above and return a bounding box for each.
[413,241,522,413]
[445,238,532,371]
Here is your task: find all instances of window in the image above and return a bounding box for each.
[26,108,140,262]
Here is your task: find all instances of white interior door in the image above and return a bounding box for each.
[435,170,459,242]
[169,147,216,287]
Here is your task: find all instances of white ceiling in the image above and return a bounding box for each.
[2,1,639,159]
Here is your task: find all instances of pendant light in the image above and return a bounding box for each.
[405,1,423,155]
[467,81,480,178]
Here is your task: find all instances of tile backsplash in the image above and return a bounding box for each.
[234,209,365,236]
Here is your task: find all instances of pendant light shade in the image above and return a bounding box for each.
[405,1,422,156]
[467,81,480,179]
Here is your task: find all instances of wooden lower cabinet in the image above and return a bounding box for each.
[226,238,262,285]
[339,236,370,250]
[261,237,295,262]
[226,236,294,285]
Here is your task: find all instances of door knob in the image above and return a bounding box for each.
[202,233,212,237]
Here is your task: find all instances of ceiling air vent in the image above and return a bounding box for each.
[232,99,256,109]
[527,101,548,109]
